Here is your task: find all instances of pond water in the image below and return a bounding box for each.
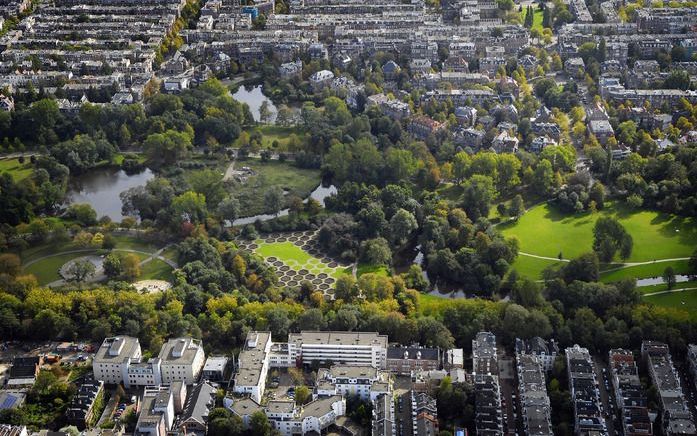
[636,274,693,287]
[233,183,337,226]
[233,85,277,123]
[66,167,154,221]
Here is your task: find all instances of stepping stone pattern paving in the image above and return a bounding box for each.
[237,230,352,295]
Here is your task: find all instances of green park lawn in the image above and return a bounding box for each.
[233,160,321,217]
[357,264,390,277]
[643,289,697,319]
[254,240,350,280]
[140,258,174,281]
[600,260,691,283]
[0,157,33,181]
[255,125,308,150]
[24,252,96,285]
[637,280,697,295]
[499,202,697,280]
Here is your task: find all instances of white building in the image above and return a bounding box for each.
[136,386,175,436]
[93,336,142,387]
[158,337,206,385]
[287,331,388,368]
[233,331,272,403]
[127,358,162,388]
[316,365,391,401]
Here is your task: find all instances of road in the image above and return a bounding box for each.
[593,358,617,436]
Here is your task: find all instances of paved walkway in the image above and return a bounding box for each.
[643,286,697,297]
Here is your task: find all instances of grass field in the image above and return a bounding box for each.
[254,240,349,280]
[499,202,697,279]
[357,264,390,277]
[254,125,308,151]
[643,289,697,318]
[232,160,320,217]
[638,280,697,295]
[140,258,174,281]
[0,157,33,181]
[600,260,691,283]
[21,235,171,285]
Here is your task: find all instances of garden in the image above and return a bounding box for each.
[237,230,352,295]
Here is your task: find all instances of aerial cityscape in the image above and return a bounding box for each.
[0,0,696,434]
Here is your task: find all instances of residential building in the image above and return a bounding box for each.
[174,381,218,435]
[688,344,697,393]
[93,336,142,387]
[287,331,389,368]
[642,341,696,436]
[372,393,396,436]
[136,386,175,436]
[0,425,27,436]
[515,338,559,372]
[158,337,206,385]
[65,376,104,430]
[315,365,391,401]
[516,353,552,436]
[408,115,446,140]
[472,332,504,436]
[566,344,608,436]
[233,331,272,403]
[608,349,652,436]
[309,69,334,90]
[201,356,228,381]
[412,391,439,436]
[7,356,42,388]
[386,347,440,375]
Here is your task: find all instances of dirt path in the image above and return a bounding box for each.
[222,158,236,181]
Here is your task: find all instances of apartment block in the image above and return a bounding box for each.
[608,349,652,436]
[566,344,608,436]
[516,353,552,436]
[472,332,504,436]
[642,341,696,436]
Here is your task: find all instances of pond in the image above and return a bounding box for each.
[233,84,277,123]
[66,167,154,222]
[637,274,693,287]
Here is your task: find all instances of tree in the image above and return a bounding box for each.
[663,266,676,290]
[509,194,525,219]
[359,238,392,266]
[103,253,123,279]
[259,101,273,124]
[143,130,191,168]
[295,385,311,405]
[217,196,240,224]
[592,217,633,262]
[389,209,418,246]
[249,410,274,435]
[65,259,96,282]
[172,191,208,225]
[122,253,141,281]
[0,254,21,277]
[563,252,600,283]
[461,175,496,220]
[264,187,284,216]
[66,203,98,226]
[207,409,244,436]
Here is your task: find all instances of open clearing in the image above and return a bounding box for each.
[0,157,34,181]
[499,202,697,280]
[643,289,697,319]
[229,160,320,218]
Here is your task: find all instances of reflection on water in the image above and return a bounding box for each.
[233,183,337,226]
[233,85,277,123]
[636,274,692,287]
[67,168,154,221]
